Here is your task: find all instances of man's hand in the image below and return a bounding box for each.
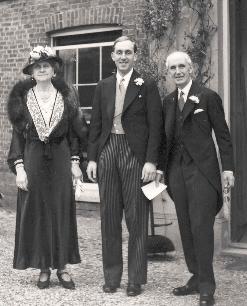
[86,161,97,182]
[141,162,156,183]
[16,167,28,191]
[223,171,235,189]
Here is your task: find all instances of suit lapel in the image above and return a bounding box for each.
[105,74,117,121]
[182,81,201,123]
[122,70,140,113]
[182,99,195,123]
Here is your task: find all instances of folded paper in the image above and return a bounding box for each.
[141,181,167,200]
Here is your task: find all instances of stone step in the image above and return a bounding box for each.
[221,247,247,257]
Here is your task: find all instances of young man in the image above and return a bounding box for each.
[157,51,234,306]
[87,36,163,296]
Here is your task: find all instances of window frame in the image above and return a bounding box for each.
[50,27,121,112]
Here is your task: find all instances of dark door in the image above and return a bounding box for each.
[230,0,247,242]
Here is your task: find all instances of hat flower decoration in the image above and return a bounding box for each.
[29,46,56,61]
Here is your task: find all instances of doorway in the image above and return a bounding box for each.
[230,0,247,243]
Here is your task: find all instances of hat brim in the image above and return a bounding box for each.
[22,57,63,75]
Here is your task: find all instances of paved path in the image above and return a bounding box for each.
[0,208,246,306]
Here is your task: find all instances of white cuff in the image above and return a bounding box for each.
[14,159,23,165]
[156,170,163,175]
[223,170,233,174]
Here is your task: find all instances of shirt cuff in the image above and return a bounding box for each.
[14,159,24,165]
[223,170,233,174]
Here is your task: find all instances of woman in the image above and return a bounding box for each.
[7,46,87,289]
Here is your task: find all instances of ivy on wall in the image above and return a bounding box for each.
[136,0,217,97]
[183,0,217,84]
[143,0,179,40]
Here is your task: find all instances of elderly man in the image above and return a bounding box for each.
[87,36,163,296]
[157,51,234,306]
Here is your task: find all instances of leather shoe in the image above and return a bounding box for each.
[199,294,215,305]
[127,283,141,296]
[173,284,199,296]
[103,284,119,293]
[57,271,75,290]
[37,270,51,289]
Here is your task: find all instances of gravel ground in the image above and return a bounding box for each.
[0,208,247,306]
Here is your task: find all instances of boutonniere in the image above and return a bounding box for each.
[189,95,200,104]
[134,78,144,86]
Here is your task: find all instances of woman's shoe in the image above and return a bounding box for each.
[37,270,51,289]
[56,271,75,290]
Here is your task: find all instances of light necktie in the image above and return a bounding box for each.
[119,78,125,94]
[178,90,185,111]
[114,78,126,118]
[112,78,126,134]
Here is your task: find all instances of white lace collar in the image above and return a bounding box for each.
[26,89,64,142]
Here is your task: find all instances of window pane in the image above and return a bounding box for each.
[79,48,99,83]
[102,46,116,78]
[54,30,122,46]
[57,49,76,85]
[78,85,96,107]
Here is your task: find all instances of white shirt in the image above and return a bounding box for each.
[116,68,133,90]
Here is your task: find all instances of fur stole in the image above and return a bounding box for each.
[7,77,79,130]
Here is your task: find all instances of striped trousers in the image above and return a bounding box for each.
[98,134,149,286]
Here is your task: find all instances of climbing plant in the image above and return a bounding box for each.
[182,0,217,84]
[136,0,217,96]
[143,0,180,40]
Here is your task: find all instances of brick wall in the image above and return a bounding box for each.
[0,0,146,198]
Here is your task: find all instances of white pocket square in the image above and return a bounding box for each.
[194,108,204,114]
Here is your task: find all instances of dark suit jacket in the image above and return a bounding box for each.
[87,70,163,165]
[160,81,234,212]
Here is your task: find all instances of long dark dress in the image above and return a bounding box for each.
[7,79,86,270]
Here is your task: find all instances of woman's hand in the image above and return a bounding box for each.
[71,163,83,182]
[16,167,28,191]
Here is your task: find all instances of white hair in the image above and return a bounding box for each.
[165,51,192,69]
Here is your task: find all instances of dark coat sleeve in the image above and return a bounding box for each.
[7,80,31,174]
[206,91,234,171]
[144,79,163,164]
[7,127,25,174]
[67,86,89,158]
[157,99,167,174]
[87,82,102,162]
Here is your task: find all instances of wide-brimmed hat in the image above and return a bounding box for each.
[23,46,63,75]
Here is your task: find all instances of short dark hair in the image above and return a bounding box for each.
[113,36,137,53]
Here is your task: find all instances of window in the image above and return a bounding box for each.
[51,27,122,122]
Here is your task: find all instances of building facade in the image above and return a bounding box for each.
[0,0,246,255]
